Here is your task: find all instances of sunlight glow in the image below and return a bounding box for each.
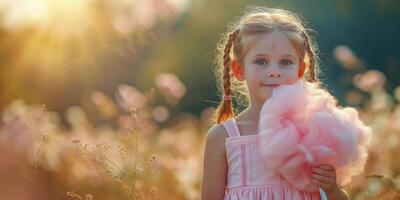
[0,0,94,35]
[0,0,190,89]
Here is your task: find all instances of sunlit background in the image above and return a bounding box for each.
[0,0,400,199]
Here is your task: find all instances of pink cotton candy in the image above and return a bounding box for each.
[258,79,372,192]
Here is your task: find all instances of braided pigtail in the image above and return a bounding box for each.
[302,32,317,82]
[215,29,240,124]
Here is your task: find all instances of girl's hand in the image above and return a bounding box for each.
[310,164,339,193]
[310,164,349,200]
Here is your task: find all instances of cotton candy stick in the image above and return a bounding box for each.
[319,187,328,200]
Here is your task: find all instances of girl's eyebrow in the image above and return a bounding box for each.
[254,54,296,59]
[282,54,296,59]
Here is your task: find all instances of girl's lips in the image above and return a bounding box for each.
[263,84,280,88]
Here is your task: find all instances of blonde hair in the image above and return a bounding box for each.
[213,6,321,124]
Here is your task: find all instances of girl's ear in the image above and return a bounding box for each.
[298,60,306,78]
[231,59,245,81]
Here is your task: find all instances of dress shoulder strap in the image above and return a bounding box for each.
[222,118,241,138]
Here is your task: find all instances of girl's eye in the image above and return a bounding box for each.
[281,59,293,65]
[255,59,268,65]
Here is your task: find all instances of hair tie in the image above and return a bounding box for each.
[223,94,232,101]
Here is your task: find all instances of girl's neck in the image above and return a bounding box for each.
[236,104,263,124]
[234,104,264,135]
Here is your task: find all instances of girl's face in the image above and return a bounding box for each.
[234,31,301,104]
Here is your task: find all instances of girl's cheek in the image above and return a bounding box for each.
[284,75,296,84]
[287,70,300,82]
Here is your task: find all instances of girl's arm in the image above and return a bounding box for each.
[201,124,228,200]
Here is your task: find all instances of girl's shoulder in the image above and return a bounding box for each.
[206,123,229,144]
[203,123,229,161]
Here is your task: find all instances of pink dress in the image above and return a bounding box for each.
[222,118,322,200]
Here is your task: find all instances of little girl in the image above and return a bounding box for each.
[201,6,354,200]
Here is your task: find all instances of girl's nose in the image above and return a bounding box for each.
[267,71,282,78]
